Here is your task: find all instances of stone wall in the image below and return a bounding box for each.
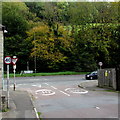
[98,68,117,90]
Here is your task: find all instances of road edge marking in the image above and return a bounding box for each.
[27,91,39,119]
[34,107,39,119]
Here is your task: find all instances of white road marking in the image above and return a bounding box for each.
[32,85,37,87]
[59,90,70,96]
[44,83,49,85]
[32,84,41,88]
[22,84,27,86]
[65,88,88,94]
[39,83,70,96]
[18,84,22,85]
[29,79,39,81]
[35,89,55,96]
[95,106,100,110]
[34,107,39,119]
[50,86,57,89]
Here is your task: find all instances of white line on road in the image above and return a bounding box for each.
[32,85,37,87]
[59,90,70,96]
[65,88,88,94]
[50,86,57,89]
[44,83,49,85]
[43,83,70,96]
[35,89,55,96]
[18,84,22,85]
[34,107,39,119]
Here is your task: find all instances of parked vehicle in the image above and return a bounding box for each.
[85,71,98,80]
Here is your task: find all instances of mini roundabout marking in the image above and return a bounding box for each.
[35,89,55,96]
[65,88,88,94]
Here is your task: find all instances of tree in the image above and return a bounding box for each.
[68,2,97,25]
[26,23,74,71]
[3,2,120,72]
[2,2,33,71]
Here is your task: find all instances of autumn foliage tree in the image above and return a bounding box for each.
[26,23,74,71]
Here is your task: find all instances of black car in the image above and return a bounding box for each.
[85,71,98,80]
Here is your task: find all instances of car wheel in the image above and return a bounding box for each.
[90,76,93,80]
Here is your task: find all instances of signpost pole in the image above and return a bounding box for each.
[7,64,9,108]
[4,56,11,109]
[13,65,16,91]
[12,56,18,91]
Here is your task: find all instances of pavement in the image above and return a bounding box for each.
[0,90,38,119]
[78,80,110,91]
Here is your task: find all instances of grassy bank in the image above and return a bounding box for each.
[4,71,88,78]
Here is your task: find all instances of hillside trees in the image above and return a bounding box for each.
[2,2,120,72]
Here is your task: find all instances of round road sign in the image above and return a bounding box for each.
[98,62,103,66]
[4,56,12,64]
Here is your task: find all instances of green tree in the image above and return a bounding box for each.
[2,2,34,71]
[26,23,74,71]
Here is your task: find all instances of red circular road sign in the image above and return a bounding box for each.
[4,56,12,64]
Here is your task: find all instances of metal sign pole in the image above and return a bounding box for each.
[12,56,18,91]
[13,65,16,91]
[7,64,9,108]
[4,56,11,109]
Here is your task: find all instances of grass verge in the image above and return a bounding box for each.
[4,71,88,78]
[2,108,9,112]
[103,89,120,93]
[37,112,42,120]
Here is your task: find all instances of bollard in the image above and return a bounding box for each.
[1,95,6,111]
[13,83,16,91]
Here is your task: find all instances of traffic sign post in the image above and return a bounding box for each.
[12,56,18,91]
[4,56,11,108]
[98,62,103,69]
[4,56,12,65]
[6,64,10,108]
[13,64,16,91]
[12,57,18,65]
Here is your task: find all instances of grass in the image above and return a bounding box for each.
[2,108,9,112]
[37,112,42,120]
[4,71,88,78]
[103,89,120,93]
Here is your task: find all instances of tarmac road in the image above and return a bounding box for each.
[4,75,119,118]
